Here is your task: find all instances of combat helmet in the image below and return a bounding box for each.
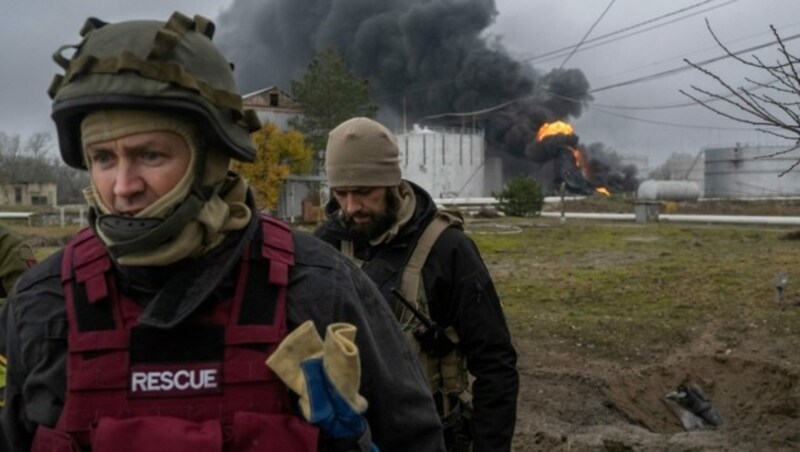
[48,11,261,169]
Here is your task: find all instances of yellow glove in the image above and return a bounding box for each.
[322,323,367,414]
[267,320,369,439]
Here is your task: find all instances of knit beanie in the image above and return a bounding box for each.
[325,117,401,188]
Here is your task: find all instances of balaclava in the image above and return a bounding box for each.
[81,109,251,266]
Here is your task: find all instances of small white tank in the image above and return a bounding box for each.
[637,180,700,201]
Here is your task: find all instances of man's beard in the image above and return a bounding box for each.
[342,191,400,240]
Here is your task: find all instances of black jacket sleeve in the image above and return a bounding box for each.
[0,228,33,301]
[1,232,445,452]
[289,232,446,452]
[424,227,519,452]
[1,252,67,452]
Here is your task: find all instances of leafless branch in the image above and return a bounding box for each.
[704,19,783,70]
[754,143,800,160]
[683,22,800,173]
[755,128,800,141]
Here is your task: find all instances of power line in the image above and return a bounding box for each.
[558,0,617,69]
[589,30,800,93]
[373,1,737,105]
[420,32,799,123]
[524,0,737,64]
[585,103,757,130]
[563,79,782,111]
[590,19,800,85]
[421,98,524,120]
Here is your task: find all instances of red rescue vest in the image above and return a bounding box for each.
[31,215,319,452]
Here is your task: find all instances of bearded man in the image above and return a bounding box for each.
[315,117,519,452]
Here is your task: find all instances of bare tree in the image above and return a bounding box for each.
[0,131,89,205]
[681,20,800,175]
[0,132,55,183]
[25,132,53,160]
[0,132,22,160]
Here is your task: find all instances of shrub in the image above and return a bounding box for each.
[497,176,544,217]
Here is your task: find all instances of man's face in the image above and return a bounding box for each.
[332,186,396,238]
[85,131,192,216]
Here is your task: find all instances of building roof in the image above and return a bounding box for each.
[242,86,302,111]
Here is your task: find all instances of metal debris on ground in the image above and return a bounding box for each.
[775,273,788,307]
[661,381,724,431]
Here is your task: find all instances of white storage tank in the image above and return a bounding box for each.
[637,180,700,201]
[704,145,800,198]
[397,125,486,198]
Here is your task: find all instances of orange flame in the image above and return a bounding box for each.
[536,120,575,141]
[537,119,610,196]
[569,147,587,170]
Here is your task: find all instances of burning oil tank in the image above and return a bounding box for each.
[397,125,491,198]
[637,180,700,201]
[704,145,800,199]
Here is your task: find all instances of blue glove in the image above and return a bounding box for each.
[267,321,379,451]
[300,357,367,438]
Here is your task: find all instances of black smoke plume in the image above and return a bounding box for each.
[215,0,632,193]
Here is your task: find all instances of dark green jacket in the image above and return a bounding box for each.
[0,226,34,305]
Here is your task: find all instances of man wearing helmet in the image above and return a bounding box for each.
[0,12,443,452]
[315,118,519,452]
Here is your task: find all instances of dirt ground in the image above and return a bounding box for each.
[510,324,800,451]
[504,199,800,451]
[7,200,800,451]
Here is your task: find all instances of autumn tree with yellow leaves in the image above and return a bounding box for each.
[232,122,313,210]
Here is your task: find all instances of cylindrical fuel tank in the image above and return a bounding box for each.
[637,180,700,201]
[704,145,800,198]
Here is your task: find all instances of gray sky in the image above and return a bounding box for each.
[0,0,231,149]
[493,0,800,169]
[1,0,799,169]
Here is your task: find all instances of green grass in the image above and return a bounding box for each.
[470,218,800,362]
[10,216,800,363]
[2,222,82,261]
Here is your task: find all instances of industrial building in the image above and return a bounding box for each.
[396,125,499,198]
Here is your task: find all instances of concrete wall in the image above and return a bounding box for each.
[397,127,486,198]
[277,175,327,223]
[254,110,298,130]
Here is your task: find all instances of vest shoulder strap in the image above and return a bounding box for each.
[340,240,355,261]
[62,227,112,304]
[398,210,463,303]
[259,214,294,286]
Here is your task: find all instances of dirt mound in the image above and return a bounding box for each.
[607,355,797,427]
[513,330,800,451]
